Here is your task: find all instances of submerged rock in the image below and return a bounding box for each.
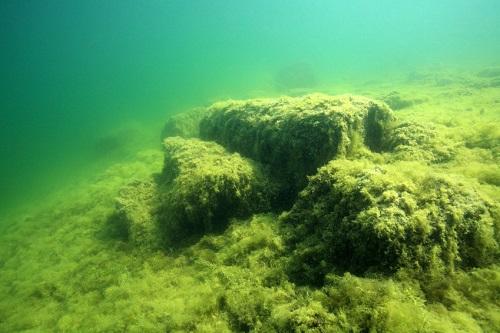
[115,179,159,249]
[384,121,455,163]
[282,159,498,284]
[160,108,206,140]
[477,67,500,78]
[381,91,426,110]
[157,137,275,245]
[200,94,394,203]
[463,123,500,159]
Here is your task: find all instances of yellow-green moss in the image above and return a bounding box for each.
[282,159,498,284]
[114,178,159,249]
[383,121,456,163]
[0,68,499,332]
[160,108,206,140]
[157,137,275,246]
[200,94,394,205]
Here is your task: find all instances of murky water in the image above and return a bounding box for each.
[0,1,499,331]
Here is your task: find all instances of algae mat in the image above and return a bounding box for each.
[0,69,499,332]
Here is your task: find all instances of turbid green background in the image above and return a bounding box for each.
[1,0,499,215]
[0,2,499,332]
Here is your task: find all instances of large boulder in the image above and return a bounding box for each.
[200,94,394,203]
[157,137,275,245]
[282,159,499,284]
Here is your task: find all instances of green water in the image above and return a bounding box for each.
[0,1,499,332]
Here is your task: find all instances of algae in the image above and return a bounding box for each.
[161,108,206,141]
[157,137,275,246]
[1,69,499,332]
[200,94,393,205]
[381,91,427,111]
[282,159,498,284]
[114,178,159,249]
[384,121,456,163]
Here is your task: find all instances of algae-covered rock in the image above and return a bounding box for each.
[158,137,274,245]
[384,121,455,163]
[114,178,160,249]
[463,123,500,160]
[282,159,498,284]
[160,108,206,140]
[200,94,394,202]
[476,67,500,78]
[381,91,427,110]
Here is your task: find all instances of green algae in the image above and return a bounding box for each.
[114,178,159,249]
[200,94,393,206]
[0,69,499,333]
[282,159,498,284]
[160,108,207,141]
[383,121,456,163]
[381,91,427,111]
[157,137,275,247]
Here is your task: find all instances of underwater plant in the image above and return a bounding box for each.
[114,178,159,249]
[383,121,456,163]
[200,94,394,206]
[476,67,500,78]
[2,82,499,332]
[160,108,206,141]
[156,137,275,246]
[282,159,499,284]
[381,91,427,111]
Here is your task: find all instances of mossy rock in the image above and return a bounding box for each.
[476,67,500,78]
[384,121,456,163]
[157,137,275,246]
[282,159,499,285]
[114,178,160,249]
[381,91,426,110]
[200,94,394,204]
[160,108,206,140]
[463,123,500,159]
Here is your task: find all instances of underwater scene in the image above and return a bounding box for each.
[1,1,500,332]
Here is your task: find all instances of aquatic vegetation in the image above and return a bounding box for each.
[200,94,393,205]
[384,121,456,163]
[114,178,159,249]
[282,159,498,284]
[1,0,499,330]
[160,108,206,141]
[381,91,427,111]
[476,67,500,78]
[157,137,275,246]
[1,71,499,332]
[405,69,479,89]
[461,123,500,158]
